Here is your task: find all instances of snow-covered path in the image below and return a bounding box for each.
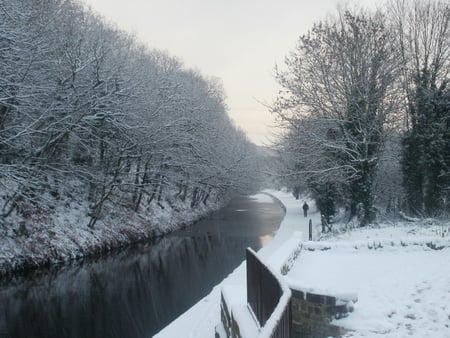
[258,191,320,259]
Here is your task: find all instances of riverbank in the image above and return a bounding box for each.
[154,189,450,338]
[0,192,228,277]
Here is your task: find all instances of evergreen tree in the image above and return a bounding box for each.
[392,0,449,216]
[402,71,449,215]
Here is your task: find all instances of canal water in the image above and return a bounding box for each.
[0,194,284,338]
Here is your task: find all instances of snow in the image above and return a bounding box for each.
[154,189,450,338]
[267,231,302,274]
[222,284,246,316]
[231,304,259,338]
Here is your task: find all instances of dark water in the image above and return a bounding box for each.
[0,194,284,338]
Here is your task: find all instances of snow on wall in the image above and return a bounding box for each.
[231,304,259,338]
[267,231,303,275]
[301,236,450,253]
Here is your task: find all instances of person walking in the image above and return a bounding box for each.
[302,201,309,218]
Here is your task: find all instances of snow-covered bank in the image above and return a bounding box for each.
[0,193,227,277]
[154,189,450,338]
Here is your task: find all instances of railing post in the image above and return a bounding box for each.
[309,219,312,241]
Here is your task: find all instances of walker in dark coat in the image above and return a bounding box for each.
[302,202,309,217]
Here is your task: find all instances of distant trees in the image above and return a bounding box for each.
[0,0,260,227]
[273,0,450,223]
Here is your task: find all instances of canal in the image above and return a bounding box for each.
[0,193,284,338]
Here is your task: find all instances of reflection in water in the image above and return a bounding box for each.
[259,234,273,247]
[0,195,284,338]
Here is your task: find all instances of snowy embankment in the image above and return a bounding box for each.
[154,189,450,338]
[0,191,226,277]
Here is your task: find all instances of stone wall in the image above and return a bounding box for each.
[218,287,357,338]
[291,289,355,338]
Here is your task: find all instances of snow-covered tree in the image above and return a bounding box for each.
[273,9,401,225]
[0,0,260,227]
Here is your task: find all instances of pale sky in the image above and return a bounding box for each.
[81,0,380,145]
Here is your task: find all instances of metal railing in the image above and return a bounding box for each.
[246,248,292,338]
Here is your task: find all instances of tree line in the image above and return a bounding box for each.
[272,0,449,225]
[0,0,260,228]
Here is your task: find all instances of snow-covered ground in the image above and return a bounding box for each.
[154,190,450,338]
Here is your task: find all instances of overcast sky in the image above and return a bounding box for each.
[81,0,380,145]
